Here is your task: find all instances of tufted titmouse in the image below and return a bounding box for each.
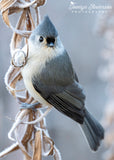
[21,16,104,151]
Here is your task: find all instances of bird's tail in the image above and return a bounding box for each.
[81,109,104,151]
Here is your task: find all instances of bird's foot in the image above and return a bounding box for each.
[20,102,39,111]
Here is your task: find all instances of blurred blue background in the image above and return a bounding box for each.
[0,0,110,159]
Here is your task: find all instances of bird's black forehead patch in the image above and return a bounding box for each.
[31,16,58,38]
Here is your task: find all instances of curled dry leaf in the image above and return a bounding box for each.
[0,0,16,12]
[33,131,42,160]
[6,109,61,159]
[0,0,62,160]
[0,142,19,158]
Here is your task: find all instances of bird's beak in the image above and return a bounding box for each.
[47,42,54,47]
[46,37,55,48]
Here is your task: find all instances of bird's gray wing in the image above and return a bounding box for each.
[33,79,86,124]
[48,81,85,124]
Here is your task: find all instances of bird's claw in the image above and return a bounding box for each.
[20,102,39,111]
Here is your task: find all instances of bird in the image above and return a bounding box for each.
[21,15,104,151]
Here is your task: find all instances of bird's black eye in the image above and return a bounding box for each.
[39,36,44,42]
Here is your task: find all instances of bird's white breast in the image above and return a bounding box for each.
[21,47,54,107]
[21,39,64,107]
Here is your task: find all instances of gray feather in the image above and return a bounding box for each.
[32,50,75,97]
[81,109,104,151]
[47,94,85,124]
[30,16,58,40]
[32,50,85,123]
